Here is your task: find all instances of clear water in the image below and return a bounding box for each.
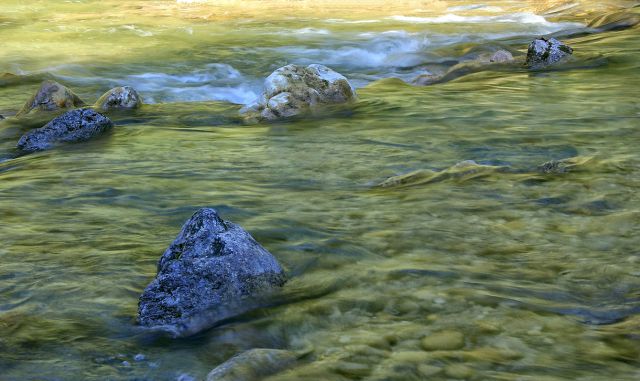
[1,1,639,380]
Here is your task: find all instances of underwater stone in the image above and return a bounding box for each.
[137,208,286,337]
[490,50,514,63]
[241,64,356,122]
[525,38,573,69]
[94,86,143,111]
[421,330,465,351]
[17,108,113,152]
[17,80,85,116]
[206,348,299,381]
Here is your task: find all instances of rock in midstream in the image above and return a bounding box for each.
[94,86,143,111]
[525,38,573,69]
[240,64,357,122]
[206,345,312,381]
[137,208,286,337]
[16,108,113,152]
[16,80,85,117]
[412,50,515,86]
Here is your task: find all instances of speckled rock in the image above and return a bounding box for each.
[17,80,85,116]
[241,64,356,122]
[94,86,142,111]
[17,108,113,152]
[138,208,286,337]
[525,38,573,69]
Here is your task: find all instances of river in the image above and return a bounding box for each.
[1,1,639,380]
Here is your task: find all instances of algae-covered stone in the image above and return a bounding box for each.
[525,38,573,69]
[241,64,356,122]
[17,108,113,152]
[138,208,286,337]
[94,86,142,111]
[17,80,85,116]
[421,331,465,351]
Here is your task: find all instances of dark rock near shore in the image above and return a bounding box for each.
[138,208,286,337]
[94,86,143,111]
[525,38,573,69]
[17,80,85,117]
[0,115,4,120]
[17,108,113,152]
[241,64,356,122]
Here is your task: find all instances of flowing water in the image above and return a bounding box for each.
[1,1,640,380]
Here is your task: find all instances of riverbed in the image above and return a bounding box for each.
[1,1,639,380]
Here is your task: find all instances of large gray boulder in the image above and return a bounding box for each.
[17,80,85,117]
[241,64,356,122]
[17,108,113,152]
[138,208,286,337]
[525,38,573,69]
[94,86,142,111]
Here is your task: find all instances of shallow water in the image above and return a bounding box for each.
[1,1,640,380]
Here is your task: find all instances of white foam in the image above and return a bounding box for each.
[389,12,582,28]
[447,4,503,12]
[121,24,153,37]
[124,64,259,104]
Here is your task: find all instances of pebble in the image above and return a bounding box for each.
[445,364,474,379]
[134,353,146,362]
[421,331,465,351]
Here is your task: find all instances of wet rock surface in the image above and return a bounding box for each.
[94,86,143,111]
[17,80,85,117]
[241,64,356,122]
[525,38,573,69]
[138,208,286,337]
[16,108,113,152]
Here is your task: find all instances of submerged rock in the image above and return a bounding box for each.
[241,64,356,122]
[377,160,507,188]
[206,348,304,381]
[537,156,592,174]
[412,49,515,86]
[94,86,143,111]
[588,10,640,32]
[0,114,4,120]
[138,208,286,337]
[17,108,113,152]
[525,38,573,69]
[17,80,85,117]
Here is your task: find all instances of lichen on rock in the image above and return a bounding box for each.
[17,80,85,117]
[94,86,143,111]
[525,37,573,69]
[241,64,356,122]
